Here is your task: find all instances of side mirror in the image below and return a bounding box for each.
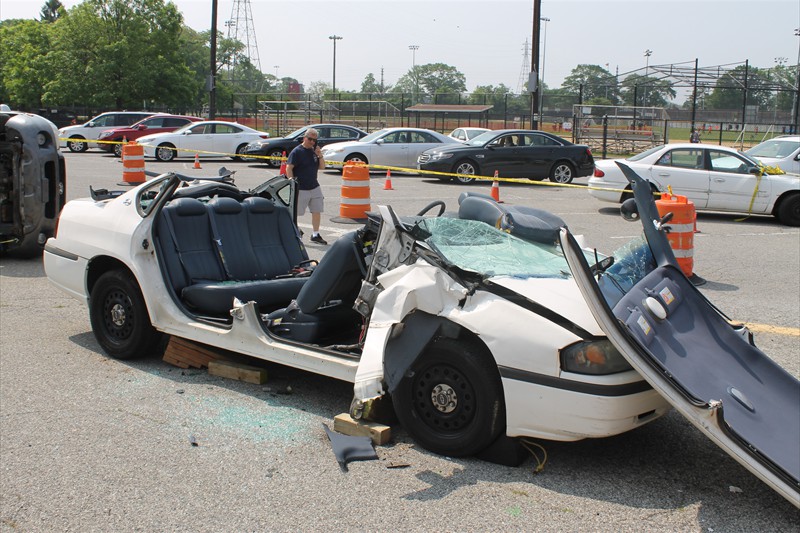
[138,125,148,131]
[183,130,192,135]
[620,197,640,221]
[86,121,96,127]
[748,166,761,175]
[375,138,384,145]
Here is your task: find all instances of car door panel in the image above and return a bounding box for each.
[706,150,770,212]
[647,148,709,208]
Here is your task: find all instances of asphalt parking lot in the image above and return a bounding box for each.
[1,151,798,531]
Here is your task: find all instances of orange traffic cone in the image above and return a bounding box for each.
[383,169,394,190]
[279,151,287,175]
[193,153,202,169]
[491,171,501,202]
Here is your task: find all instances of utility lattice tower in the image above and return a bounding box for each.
[516,39,530,94]
[226,0,262,74]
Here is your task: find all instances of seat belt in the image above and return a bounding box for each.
[206,206,234,279]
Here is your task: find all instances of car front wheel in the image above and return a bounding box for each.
[453,160,479,184]
[233,143,248,161]
[67,137,88,153]
[550,161,575,184]
[155,143,176,162]
[391,338,505,457]
[113,142,124,157]
[89,270,163,360]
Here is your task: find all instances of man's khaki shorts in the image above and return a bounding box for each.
[297,186,324,215]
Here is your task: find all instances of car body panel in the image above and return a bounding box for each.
[588,143,800,219]
[417,129,594,180]
[137,121,270,159]
[321,127,460,170]
[97,114,202,153]
[58,111,154,150]
[562,164,800,507]
[244,124,368,167]
[1,111,66,255]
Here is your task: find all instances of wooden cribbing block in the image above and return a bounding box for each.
[163,336,228,369]
[333,413,392,446]
[207,359,268,385]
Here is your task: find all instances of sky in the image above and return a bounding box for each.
[2,0,799,101]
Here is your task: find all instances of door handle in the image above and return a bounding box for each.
[657,173,670,177]
[713,178,725,183]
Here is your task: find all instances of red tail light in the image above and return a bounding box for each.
[594,168,605,177]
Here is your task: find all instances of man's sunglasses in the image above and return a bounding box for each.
[305,135,318,140]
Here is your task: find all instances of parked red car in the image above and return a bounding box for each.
[98,114,202,156]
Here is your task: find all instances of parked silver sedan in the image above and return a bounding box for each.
[321,127,460,171]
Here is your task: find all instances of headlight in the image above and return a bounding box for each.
[98,131,112,139]
[560,339,632,375]
[323,147,344,155]
[36,132,48,146]
[247,142,262,149]
[430,152,453,161]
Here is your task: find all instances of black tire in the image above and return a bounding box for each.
[452,159,479,184]
[89,270,163,360]
[113,142,123,158]
[391,338,505,457]
[155,143,176,162]
[232,143,248,161]
[268,148,286,168]
[550,161,575,184]
[777,193,800,227]
[67,137,88,153]
[344,153,368,165]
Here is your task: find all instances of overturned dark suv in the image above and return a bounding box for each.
[0,111,66,256]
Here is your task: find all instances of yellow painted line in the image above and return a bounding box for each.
[738,322,800,337]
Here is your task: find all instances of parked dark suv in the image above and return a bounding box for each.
[1,111,66,256]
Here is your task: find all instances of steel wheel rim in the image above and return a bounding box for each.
[68,140,85,151]
[413,363,475,432]
[102,289,134,342]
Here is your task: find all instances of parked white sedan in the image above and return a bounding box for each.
[321,127,460,171]
[137,120,270,162]
[588,143,800,226]
[744,135,800,175]
[448,127,490,142]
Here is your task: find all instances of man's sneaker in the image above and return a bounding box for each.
[310,234,327,245]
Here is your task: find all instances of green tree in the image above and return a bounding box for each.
[40,0,64,22]
[45,0,198,109]
[705,65,774,110]
[394,63,466,99]
[620,73,676,107]
[562,64,618,103]
[360,73,388,95]
[0,19,56,107]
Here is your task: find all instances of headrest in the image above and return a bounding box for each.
[243,196,276,214]
[171,197,207,216]
[208,196,243,214]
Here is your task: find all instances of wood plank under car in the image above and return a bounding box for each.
[207,359,268,385]
[162,336,228,369]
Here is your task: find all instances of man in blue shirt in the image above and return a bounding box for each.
[286,127,327,244]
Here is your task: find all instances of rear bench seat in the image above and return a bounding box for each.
[156,196,310,316]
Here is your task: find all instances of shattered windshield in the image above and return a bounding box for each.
[418,217,570,279]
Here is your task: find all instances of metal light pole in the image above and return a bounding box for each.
[209,0,218,119]
[539,16,550,122]
[643,49,652,108]
[274,65,279,78]
[329,35,342,97]
[793,28,800,133]
[409,45,419,104]
[530,0,541,129]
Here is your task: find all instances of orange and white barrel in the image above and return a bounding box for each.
[339,162,371,220]
[121,142,146,185]
[656,193,696,277]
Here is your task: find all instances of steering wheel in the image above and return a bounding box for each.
[416,200,446,217]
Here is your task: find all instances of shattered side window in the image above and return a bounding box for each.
[418,218,570,278]
[597,235,657,307]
